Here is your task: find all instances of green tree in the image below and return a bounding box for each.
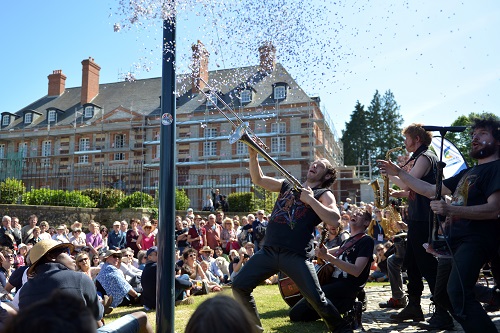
[341,101,370,169]
[343,90,404,175]
[448,112,499,167]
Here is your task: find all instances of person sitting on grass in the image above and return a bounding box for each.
[96,250,140,308]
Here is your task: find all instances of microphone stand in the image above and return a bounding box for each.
[424,126,466,251]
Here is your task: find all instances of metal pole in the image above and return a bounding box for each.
[156,18,176,333]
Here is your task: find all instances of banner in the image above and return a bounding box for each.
[430,136,468,179]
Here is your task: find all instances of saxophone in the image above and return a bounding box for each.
[370,146,405,209]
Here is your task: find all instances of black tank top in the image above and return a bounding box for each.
[264,180,330,258]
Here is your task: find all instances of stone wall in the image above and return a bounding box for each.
[0,204,154,230]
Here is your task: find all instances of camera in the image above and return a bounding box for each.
[243,254,250,259]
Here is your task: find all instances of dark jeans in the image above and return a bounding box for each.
[434,241,498,333]
[232,246,341,331]
[405,220,438,300]
[289,277,358,322]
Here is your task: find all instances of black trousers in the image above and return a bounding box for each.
[434,241,498,333]
[405,219,438,300]
[289,277,359,322]
[232,246,342,331]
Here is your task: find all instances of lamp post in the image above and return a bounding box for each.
[156,17,176,333]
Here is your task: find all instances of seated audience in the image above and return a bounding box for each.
[96,250,140,308]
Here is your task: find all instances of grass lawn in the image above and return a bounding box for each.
[105,284,336,333]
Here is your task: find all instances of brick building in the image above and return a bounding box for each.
[0,42,348,209]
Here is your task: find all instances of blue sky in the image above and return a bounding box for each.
[1,0,498,135]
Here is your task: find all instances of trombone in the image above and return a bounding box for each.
[194,76,303,191]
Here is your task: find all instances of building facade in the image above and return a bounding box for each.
[0,42,344,209]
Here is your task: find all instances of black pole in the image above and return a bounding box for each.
[156,18,176,333]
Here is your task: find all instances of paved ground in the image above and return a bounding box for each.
[360,283,500,332]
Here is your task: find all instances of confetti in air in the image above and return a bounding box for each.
[111,0,353,97]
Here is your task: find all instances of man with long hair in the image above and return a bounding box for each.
[232,149,345,332]
[378,115,500,333]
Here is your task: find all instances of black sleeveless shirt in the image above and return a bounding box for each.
[264,180,330,258]
[407,147,438,221]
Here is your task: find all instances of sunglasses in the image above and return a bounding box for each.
[78,257,89,263]
[188,254,197,258]
[112,255,122,259]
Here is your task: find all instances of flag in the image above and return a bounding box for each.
[431,136,468,179]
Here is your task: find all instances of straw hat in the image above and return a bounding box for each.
[200,246,213,253]
[102,249,122,260]
[28,239,74,275]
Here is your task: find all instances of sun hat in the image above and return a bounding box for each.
[113,221,121,226]
[102,249,122,260]
[56,225,65,230]
[200,246,213,253]
[146,246,158,257]
[28,239,74,275]
[18,243,28,250]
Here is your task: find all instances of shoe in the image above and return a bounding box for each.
[390,303,424,322]
[143,305,152,311]
[332,320,353,333]
[175,297,194,306]
[419,309,454,330]
[102,295,113,315]
[379,296,408,309]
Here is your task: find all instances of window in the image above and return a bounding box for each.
[271,122,286,134]
[79,138,90,151]
[236,141,248,155]
[114,153,125,161]
[203,128,217,156]
[0,144,4,159]
[274,86,286,100]
[241,90,251,103]
[2,115,9,126]
[204,128,217,139]
[42,140,52,157]
[48,110,56,122]
[24,113,32,124]
[154,144,160,160]
[41,158,51,168]
[114,134,125,149]
[271,137,286,153]
[84,106,94,118]
[206,93,218,107]
[79,155,89,164]
[18,142,28,158]
[204,141,217,156]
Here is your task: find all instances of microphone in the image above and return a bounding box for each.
[422,125,466,133]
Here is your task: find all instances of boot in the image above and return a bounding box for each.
[332,319,354,333]
[390,296,424,322]
[420,305,454,330]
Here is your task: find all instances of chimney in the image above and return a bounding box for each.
[47,70,67,96]
[259,42,276,73]
[81,57,101,105]
[191,41,210,94]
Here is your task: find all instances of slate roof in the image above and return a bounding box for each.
[3,62,313,131]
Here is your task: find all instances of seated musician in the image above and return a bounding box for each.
[289,209,374,330]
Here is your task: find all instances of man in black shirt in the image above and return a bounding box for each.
[378,116,500,333]
[232,149,344,332]
[289,209,374,325]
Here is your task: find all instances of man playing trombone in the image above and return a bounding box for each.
[232,149,347,332]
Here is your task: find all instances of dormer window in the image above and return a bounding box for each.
[241,90,252,103]
[274,86,286,100]
[206,93,218,107]
[84,106,94,118]
[24,113,32,124]
[48,110,57,122]
[2,115,9,126]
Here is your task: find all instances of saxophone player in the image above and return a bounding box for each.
[379,124,454,330]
